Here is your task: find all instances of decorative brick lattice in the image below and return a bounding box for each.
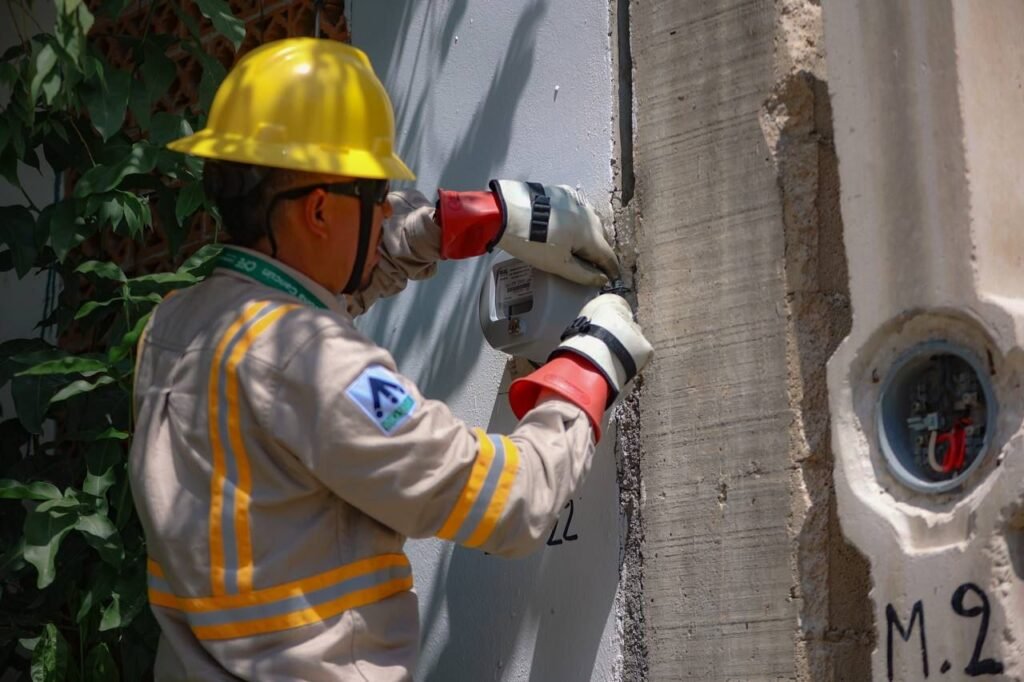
[90,0,351,271]
[61,1,349,352]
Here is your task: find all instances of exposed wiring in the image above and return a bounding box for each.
[927,430,941,473]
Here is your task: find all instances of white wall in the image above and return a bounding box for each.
[350,2,620,679]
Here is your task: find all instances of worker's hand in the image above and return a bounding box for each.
[554,294,653,397]
[507,293,652,441]
[491,180,619,287]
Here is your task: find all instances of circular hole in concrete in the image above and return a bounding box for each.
[877,342,996,494]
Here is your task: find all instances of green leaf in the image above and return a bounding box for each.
[46,200,84,262]
[194,0,246,49]
[99,592,122,631]
[55,0,96,65]
[76,259,126,282]
[30,624,69,682]
[126,271,198,301]
[0,340,59,387]
[0,62,19,86]
[11,373,66,434]
[0,205,38,277]
[23,505,79,588]
[150,112,194,147]
[128,78,151,130]
[49,375,116,405]
[41,71,62,105]
[179,243,223,278]
[84,440,121,499]
[75,563,116,623]
[0,479,62,501]
[75,142,158,196]
[120,192,152,237]
[175,181,204,225]
[16,356,109,377]
[74,298,120,321]
[85,192,128,230]
[107,312,150,364]
[141,43,177,107]
[83,68,131,141]
[29,45,58,104]
[84,643,119,682]
[76,511,123,565]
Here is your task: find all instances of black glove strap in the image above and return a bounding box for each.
[526,181,550,243]
[559,316,638,383]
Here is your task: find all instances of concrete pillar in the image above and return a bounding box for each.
[824,1,1024,679]
[628,0,872,679]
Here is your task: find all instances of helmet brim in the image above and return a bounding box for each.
[167,131,416,181]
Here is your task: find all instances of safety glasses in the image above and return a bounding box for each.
[275,179,391,205]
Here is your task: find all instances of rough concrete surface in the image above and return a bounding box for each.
[823,1,1024,679]
[631,0,871,678]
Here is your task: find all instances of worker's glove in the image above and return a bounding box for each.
[490,180,619,287]
[508,294,653,441]
[435,181,619,286]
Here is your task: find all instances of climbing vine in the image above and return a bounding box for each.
[0,0,241,678]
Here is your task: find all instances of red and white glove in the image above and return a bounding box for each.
[436,180,619,286]
[508,294,653,441]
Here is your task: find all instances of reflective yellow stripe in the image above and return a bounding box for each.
[193,576,413,640]
[464,435,520,547]
[207,300,272,595]
[436,429,495,540]
[146,554,413,641]
[224,304,299,592]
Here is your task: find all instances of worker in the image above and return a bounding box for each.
[131,38,653,681]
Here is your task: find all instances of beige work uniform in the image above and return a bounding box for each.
[130,191,596,681]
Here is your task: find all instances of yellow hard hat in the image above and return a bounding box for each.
[167,38,414,181]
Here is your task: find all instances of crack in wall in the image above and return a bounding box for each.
[610,0,646,680]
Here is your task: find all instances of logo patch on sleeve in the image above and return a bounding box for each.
[345,365,417,434]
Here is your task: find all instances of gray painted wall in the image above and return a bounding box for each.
[350,2,621,680]
[0,3,57,417]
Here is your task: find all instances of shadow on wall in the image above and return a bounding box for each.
[353,0,548,403]
[350,3,616,679]
[416,393,616,682]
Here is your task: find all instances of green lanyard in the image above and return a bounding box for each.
[215,246,328,310]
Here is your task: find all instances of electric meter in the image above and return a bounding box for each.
[479,256,601,364]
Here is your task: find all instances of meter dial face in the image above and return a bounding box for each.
[877,344,995,493]
[494,260,534,320]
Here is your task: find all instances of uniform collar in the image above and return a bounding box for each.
[213,245,347,314]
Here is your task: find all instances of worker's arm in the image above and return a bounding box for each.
[264,294,651,558]
[262,318,596,558]
[348,179,622,315]
[346,190,441,316]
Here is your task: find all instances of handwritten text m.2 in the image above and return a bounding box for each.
[886,582,1004,680]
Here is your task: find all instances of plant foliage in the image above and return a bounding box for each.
[0,0,242,678]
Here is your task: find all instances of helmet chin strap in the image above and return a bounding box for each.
[341,193,374,295]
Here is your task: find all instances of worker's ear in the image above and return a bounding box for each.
[303,188,330,239]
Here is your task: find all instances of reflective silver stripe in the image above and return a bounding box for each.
[185,564,412,627]
[149,574,172,594]
[216,302,282,594]
[454,435,505,544]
